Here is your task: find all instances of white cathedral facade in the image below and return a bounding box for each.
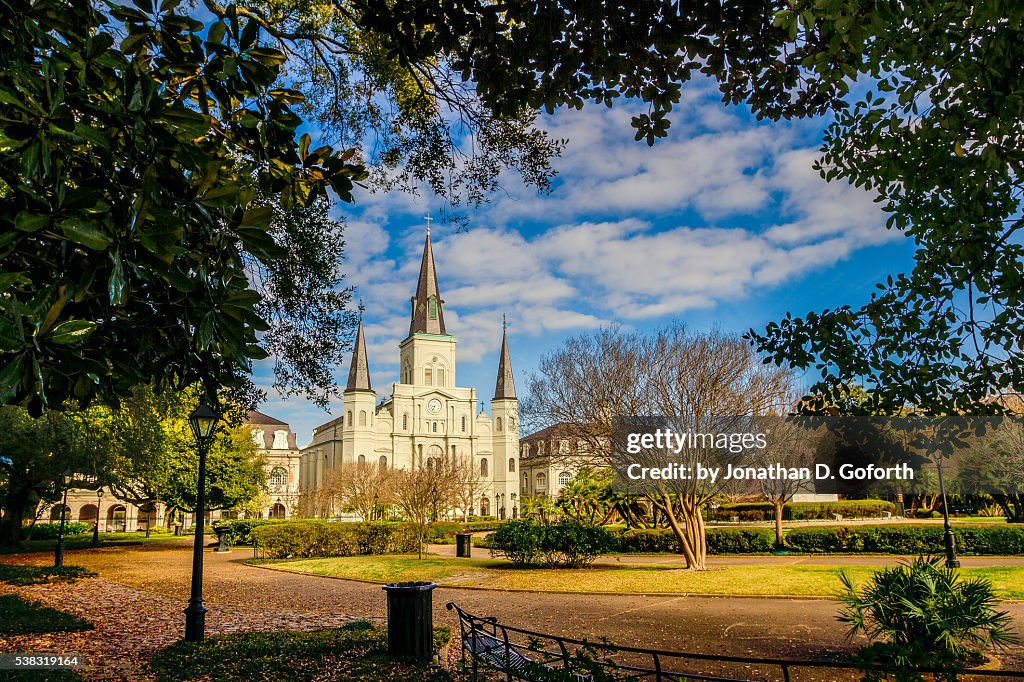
[299,229,521,519]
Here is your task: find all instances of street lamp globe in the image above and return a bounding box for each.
[188,398,218,443]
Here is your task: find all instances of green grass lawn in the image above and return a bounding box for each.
[149,620,451,682]
[0,564,97,586]
[0,531,184,555]
[0,593,93,636]
[258,554,1024,599]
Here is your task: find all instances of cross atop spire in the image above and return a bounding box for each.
[409,226,446,335]
[423,214,432,236]
[493,317,516,400]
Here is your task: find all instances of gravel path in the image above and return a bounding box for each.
[3,541,1024,680]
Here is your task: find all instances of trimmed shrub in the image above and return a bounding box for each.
[217,519,288,546]
[615,527,773,554]
[24,522,91,539]
[251,521,419,559]
[784,524,1024,555]
[488,520,615,568]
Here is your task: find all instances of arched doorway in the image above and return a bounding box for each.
[49,504,70,523]
[139,503,158,531]
[107,505,127,532]
[78,504,98,525]
[270,503,286,519]
[479,496,490,517]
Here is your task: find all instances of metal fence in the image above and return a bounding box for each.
[447,602,1024,682]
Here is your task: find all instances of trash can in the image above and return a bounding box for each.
[213,525,230,553]
[382,581,436,661]
[455,532,472,558]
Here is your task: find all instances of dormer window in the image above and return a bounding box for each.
[428,297,437,320]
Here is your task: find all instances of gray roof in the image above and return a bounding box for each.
[346,317,372,391]
[493,321,516,400]
[409,229,447,335]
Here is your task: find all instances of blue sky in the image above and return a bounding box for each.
[252,78,917,446]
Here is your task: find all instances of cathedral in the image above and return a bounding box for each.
[298,228,521,519]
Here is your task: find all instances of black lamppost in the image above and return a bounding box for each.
[925,426,960,569]
[92,488,104,547]
[54,469,72,567]
[373,494,379,521]
[936,455,960,568]
[184,395,219,642]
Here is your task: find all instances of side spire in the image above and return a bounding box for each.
[409,222,446,335]
[346,309,372,391]
[493,315,515,400]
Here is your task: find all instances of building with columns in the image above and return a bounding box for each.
[300,228,521,519]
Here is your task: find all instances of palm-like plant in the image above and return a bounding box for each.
[837,556,1018,681]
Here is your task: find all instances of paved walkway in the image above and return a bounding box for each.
[4,542,1024,679]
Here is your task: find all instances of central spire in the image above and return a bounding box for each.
[494,315,516,400]
[409,225,446,335]
[346,312,371,391]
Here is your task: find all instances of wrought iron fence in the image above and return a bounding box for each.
[447,602,1024,682]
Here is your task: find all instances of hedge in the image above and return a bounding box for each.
[712,500,896,522]
[251,521,420,559]
[784,524,1024,555]
[615,527,774,554]
[488,520,616,567]
[216,519,289,546]
[24,522,91,539]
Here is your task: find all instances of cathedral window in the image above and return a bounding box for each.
[424,367,432,385]
[402,413,408,430]
[461,415,466,432]
[496,417,502,432]
[269,467,288,491]
[379,456,388,472]
[508,458,516,473]
[358,410,367,426]
[437,368,445,386]
[346,411,352,427]
[432,421,438,433]
[480,458,489,477]
[358,455,366,465]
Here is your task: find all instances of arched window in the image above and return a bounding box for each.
[509,417,515,429]
[346,411,352,426]
[358,410,367,426]
[269,467,288,491]
[558,471,572,487]
[437,368,445,386]
[480,496,490,516]
[496,417,503,432]
[432,421,438,433]
[424,367,432,385]
[536,473,547,492]
[480,458,489,477]
[358,454,366,465]
[270,503,286,519]
[522,473,529,489]
[402,413,408,430]
[461,415,466,432]
[379,456,388,472]
[508,458,516,473]
[78,504,98,524]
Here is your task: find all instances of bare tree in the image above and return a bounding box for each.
[750,416,818,546]
[451,453,486,522]
[524,324,792,570]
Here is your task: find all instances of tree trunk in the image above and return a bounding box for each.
[659,493,705,570]
[774,500,785,547]
[0,485,33,547]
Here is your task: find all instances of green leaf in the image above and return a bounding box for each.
[59,219,110,250]
[48,320,97,345]
[14,213,49,232]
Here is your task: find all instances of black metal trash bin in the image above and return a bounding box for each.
[382,581,436,662]
[213,525,230,553]
[455,532,472,558]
